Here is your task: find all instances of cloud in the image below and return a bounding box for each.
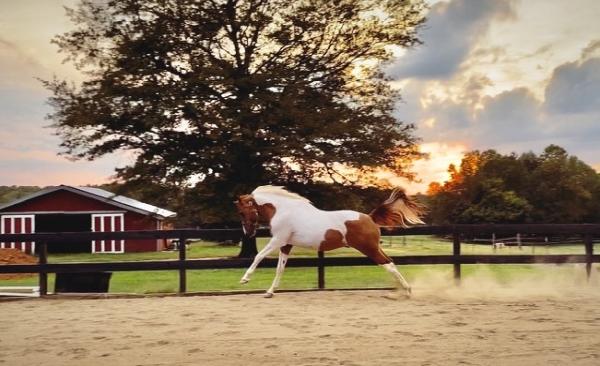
[0,87,130,186]
[476,88,541,144]
[544,57,600,114]
[580,39,600,60]
[410,86,542,149]
[0,37,47,90]
[387,0,516,80]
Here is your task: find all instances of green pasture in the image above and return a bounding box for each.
[38,235,600,263]
[2,236,598,294]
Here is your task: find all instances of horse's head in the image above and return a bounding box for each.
[235,194,259,237]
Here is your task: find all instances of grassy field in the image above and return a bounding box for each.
[1,236,597,294]
[40,235,600,262]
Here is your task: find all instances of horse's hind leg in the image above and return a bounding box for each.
[356,245,412,296]
[346,217,411,296]
[265,245,293,298]
[376,250,412,296]
[381,261,412,296]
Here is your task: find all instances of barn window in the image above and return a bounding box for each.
[0,215,35,254]
[92,213,125,253]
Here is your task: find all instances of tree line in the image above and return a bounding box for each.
[425,145,600,224]
[2,144,599,226]
[0,186,43,205]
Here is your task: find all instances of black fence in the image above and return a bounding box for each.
[0,224,599,296]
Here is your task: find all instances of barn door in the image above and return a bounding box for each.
[0,215,36,254]
[91,214,124,253]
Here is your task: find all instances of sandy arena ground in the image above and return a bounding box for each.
[2,273,600,366]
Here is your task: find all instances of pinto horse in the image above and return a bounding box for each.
[235,185,425,298]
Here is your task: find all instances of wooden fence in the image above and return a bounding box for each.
[0,224,599,296]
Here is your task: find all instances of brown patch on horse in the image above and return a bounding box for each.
[319,229,346,251]
[345,214,392,265]
[280,244,293,255]
[257,203,276,224]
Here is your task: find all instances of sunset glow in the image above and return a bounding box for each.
[379,142,467,194]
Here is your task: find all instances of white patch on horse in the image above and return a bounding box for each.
[252,186,359,249]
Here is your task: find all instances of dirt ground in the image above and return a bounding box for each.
[0,248,36,280]
[1,272,600,366]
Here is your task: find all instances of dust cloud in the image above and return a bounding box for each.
[409,264,600,302]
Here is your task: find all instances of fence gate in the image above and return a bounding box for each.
[0,215,35,254]
[91,214,124,253]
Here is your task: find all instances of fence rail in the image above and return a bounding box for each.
[0,224,598,296]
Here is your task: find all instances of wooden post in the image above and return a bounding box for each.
[178,236,187,293]
[584,234,593,281]
[38,241,48,296]
[453,232,461,285]
[317,251,325,289]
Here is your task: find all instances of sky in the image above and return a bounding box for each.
[1,0,599,192]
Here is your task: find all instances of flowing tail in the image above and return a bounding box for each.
[369,187,426,227]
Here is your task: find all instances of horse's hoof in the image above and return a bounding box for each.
[264,292,274,298]
[384,289,411,300]
[240,278,249,284]
[384,291,401,300]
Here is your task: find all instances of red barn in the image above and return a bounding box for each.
[0,185,176,254]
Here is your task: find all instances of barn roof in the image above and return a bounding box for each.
[0,185,176,219]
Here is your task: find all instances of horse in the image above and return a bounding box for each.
[235,185,425,298]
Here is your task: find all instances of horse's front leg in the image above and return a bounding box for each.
[265,245,293,298]
[240,235,287,284]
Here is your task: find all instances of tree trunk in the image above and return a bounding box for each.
[238,234,258,258]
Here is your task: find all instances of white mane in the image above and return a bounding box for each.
[252,185,311,203]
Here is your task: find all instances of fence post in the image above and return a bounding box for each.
[38,241,48,296]
[178,236,187,293]
[584,234,593,281]
[453,232,461,285]
[318,251,325,289]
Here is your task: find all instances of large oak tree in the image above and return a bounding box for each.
[44,0,427,254]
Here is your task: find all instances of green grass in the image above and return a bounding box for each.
[3,264,593,294]
[1,236,597,294]
[42,236,600,262]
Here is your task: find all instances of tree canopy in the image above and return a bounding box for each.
[0,186,43,205]
[427,145,600,224]
[44,0,427,223]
